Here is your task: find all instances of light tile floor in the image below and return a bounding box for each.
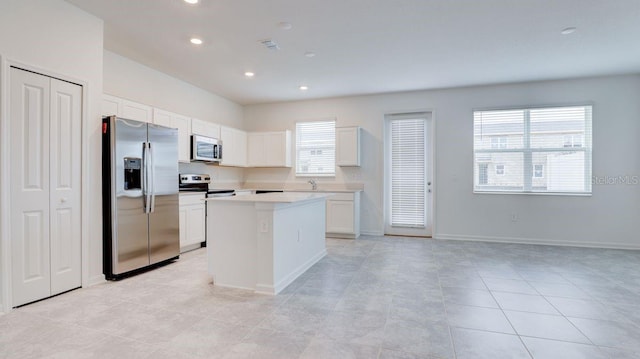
[2,236,640,358]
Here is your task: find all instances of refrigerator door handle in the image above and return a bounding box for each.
[149,142,156,213]
[143,142,152,214]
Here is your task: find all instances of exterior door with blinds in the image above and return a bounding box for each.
[384,114,432,237]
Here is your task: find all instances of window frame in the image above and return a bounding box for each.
[473,104,593,196]
[295,119,336,177]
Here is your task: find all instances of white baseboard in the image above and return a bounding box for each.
[258,249,327,295]
[86,274,106,287]
[360,230,384,236]
[435,233,640,250]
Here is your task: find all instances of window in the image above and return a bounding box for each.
[390,118,426,228]
[491,136,507,149]
[563,134,583,148]
[296,120,335,176]
[473,105,592,194]
[478,164,488,185]
[533,164,544,178]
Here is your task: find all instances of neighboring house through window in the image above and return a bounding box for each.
[533,164,544,178]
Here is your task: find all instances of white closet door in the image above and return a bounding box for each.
[10,68,52,306]
[49,78,82,295]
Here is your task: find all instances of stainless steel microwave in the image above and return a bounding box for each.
[191,135,222,162]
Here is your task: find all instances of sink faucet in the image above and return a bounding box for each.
[308,179,317,190]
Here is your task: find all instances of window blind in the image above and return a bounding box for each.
[473,105,592,194]
[296,120,336,176]
[391,118,426,228]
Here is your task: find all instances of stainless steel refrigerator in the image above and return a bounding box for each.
[102,116,180,279]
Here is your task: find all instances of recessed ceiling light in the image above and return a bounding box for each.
[299,85,309,91]
[304,51,316,58]
[190,38,203,45]
[184,0,198,4]
[244,72,255,78]
[278,22,293,30]
[561,27,577,35]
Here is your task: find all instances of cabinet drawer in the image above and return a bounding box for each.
[179,193,206,206]
[328,192,355,201]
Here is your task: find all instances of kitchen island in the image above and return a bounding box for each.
[205,192,329,295]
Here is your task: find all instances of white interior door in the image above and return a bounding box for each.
[10,67,82,307]
[384,113,433,237]
[10,68,52,306]
[49,78,82,296]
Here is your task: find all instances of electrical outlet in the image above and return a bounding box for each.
[260,220,268,233]
[510,213,518,222]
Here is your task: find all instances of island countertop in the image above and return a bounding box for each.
[205,192,331,203]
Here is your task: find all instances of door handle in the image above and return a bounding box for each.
[149,142,156,213]
[143,142,151,214]
[60,197,68,203]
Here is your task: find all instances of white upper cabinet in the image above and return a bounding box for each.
[247,131,291,167]
[153,108,192,163]
[220,126,247,167]
[102,94,153,123]
[191,118,221,139]
[336,126,361,166]
[102,94,121,117]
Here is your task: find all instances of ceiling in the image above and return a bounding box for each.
[66,0,640,105]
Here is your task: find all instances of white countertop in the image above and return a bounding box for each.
[206,192,331,203]
[232,188,362,194]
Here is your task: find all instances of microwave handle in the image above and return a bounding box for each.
[218,143,222,160]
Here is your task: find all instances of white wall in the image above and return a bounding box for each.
[103,50,245,184]
[244,75,640,249]
[0,0,104,310]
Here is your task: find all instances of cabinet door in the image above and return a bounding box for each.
[326,200,355,234]
[179,206,187,248]
[336,127,360,166]
[102,94,121,117]
[235,129,247,167]
[265,132,286,167]
[187,205,206,245]
[192,118,221,139]
[173,115,191,163]
[220,126,235,166]
[121,99,152,123]
[153,108,174,128]
[247,133,266,166]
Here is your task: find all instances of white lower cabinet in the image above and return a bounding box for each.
[325,192,361,238]
[179,193,206,252]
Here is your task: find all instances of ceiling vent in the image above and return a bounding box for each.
[259,39,280,51]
